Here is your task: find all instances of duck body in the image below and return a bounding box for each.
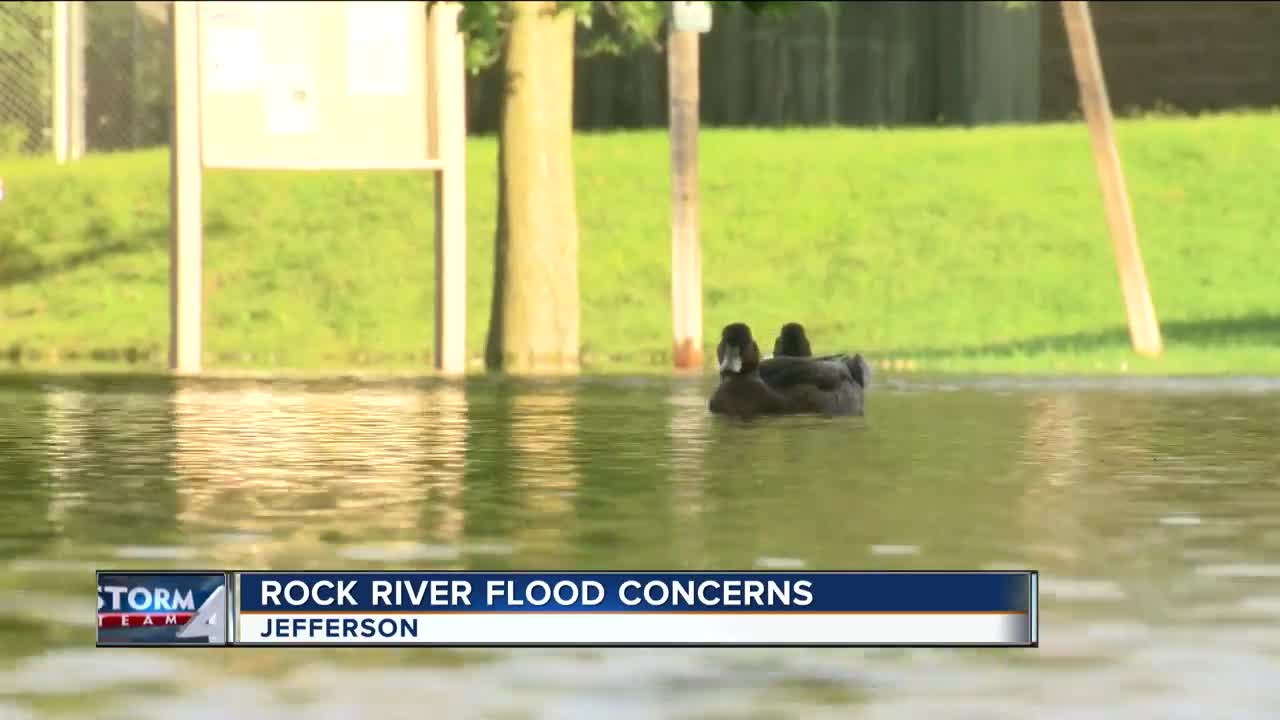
[767,322,872,393]
[708,373,788,417]
[758,355,867,416]
[709,323,868,418]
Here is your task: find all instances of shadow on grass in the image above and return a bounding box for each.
[0,226,167,289]
[877,314,1280,359]
[0,213,232,289]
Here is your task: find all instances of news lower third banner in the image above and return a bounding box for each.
[97,571,1038,648]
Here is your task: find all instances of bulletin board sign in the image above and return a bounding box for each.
[195,1,434,170]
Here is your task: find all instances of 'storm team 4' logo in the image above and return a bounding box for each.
[97,574,227,645]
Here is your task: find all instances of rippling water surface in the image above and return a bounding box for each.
[2,373,1279,718]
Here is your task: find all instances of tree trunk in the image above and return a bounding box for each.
[484,1,580,373]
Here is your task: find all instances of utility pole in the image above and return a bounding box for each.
[1061,1,1162,357]
[668,2,712,370]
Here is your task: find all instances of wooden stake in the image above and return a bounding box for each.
[669,28,704,369]
[1060,1,1162,357]
[169,1,203,374]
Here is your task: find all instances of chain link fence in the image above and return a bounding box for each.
[0,2,52,156]
[0,1,172,159]
[84,1,171,152]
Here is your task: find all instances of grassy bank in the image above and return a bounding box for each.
[3,112,1280,374]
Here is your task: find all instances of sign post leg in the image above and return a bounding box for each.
[170,1,204,374]
[430,3,467,376]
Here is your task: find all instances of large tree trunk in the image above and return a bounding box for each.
[484,1,580,373]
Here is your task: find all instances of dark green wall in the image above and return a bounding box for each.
[466,1,1043,132]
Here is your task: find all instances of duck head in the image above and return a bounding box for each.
[717,323,762,377]
[774,322,812,357]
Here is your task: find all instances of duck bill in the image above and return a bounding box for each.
[719,346,743,374]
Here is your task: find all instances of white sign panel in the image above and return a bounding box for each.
[345,2,411,97]
[264,63,318,136]
[206,28,264,93]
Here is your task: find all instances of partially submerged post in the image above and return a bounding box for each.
[1060,1,1163,357]
[170,1,202,373]
[169,1,468,375]
[668,1,712,370]
[428,3,468,376]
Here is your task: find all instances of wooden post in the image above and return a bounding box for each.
[428,2,468,376]
[169,1,203,374]
[668,27,703,369]
[1060,1,1162,357]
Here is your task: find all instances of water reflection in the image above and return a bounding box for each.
[668,379,710,567]
[1,374,1279,717]
[420,384,468,546]
[43,387,88,537]
[32,385,181,554]
[169,381,473,567]
[1019,394,1091,569]
[510,387,579,563]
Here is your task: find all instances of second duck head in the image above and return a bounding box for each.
[717,323,762,377]
[774,322,812,358]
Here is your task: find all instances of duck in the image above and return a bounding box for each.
[769,322,872,391]
[709,322,868,417]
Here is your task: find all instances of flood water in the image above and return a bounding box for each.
[2,373,1279,718]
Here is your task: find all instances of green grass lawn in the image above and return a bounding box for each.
[3,112,1280,375]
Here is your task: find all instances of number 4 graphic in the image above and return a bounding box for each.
[176,585,227,644]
